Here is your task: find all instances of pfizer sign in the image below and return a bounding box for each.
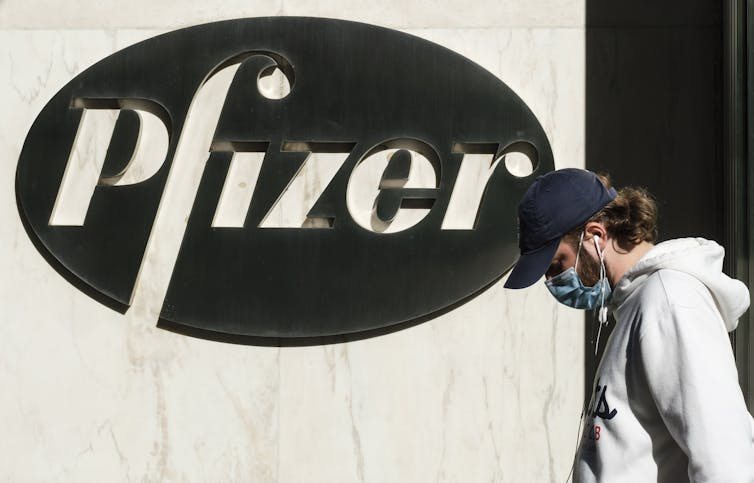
[16,17,554,341]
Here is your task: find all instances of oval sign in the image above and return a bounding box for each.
[16,17,554,342]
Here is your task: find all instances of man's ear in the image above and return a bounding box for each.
[584,222,607,247]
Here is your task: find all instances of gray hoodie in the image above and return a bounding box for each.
[574,238,754,483]
[610,238,749,331]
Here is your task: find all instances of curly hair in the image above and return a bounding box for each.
[565,173,658,252]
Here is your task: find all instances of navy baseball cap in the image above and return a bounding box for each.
[504,168,617,289]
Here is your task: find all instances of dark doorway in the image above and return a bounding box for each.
[585,1,753,408]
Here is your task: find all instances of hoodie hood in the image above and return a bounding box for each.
[609,238,750,331]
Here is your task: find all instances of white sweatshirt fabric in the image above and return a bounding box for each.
[574,238,754,483]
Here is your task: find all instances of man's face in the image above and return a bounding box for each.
[545,235,602,287]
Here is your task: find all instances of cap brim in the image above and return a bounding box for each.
[503,237,560,289]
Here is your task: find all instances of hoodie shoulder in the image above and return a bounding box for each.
[630,270,729,338]
[629,269,710,315]
[653,269,716,310]
[611,238,749,332]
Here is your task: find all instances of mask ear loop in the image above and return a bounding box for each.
[593,235,609,355]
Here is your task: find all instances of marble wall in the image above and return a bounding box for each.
[0,2,585,481]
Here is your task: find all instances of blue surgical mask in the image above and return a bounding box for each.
[545,233,611,321]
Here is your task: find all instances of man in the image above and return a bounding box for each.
[504,168,754,482]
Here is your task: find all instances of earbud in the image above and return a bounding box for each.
[592,234,603,258]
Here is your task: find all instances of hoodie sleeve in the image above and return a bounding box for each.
[638,270,754,483]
